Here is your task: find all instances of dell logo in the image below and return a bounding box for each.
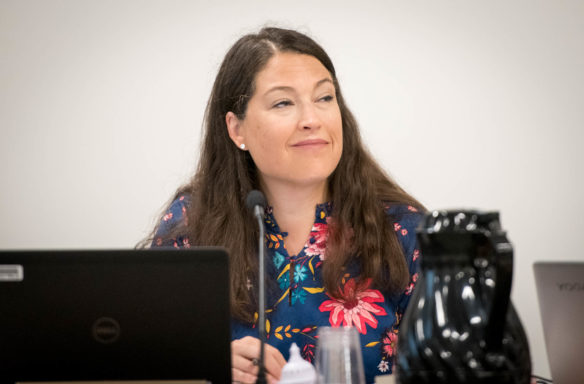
[557,282,584,292]
[92,317,121,344]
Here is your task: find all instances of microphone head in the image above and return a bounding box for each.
[246,190,266,212]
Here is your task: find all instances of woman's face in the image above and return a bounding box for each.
[227,52,343,191]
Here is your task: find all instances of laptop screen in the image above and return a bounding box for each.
[534,261,584,384]
[0,248,231,383]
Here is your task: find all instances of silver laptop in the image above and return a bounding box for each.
[0,248,231,383]
[534,261,584,384]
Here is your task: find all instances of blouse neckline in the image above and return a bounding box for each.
[264,201,332,237]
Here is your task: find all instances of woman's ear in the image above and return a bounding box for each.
[226,111,246,149]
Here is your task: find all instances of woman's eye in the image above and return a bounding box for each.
[319,95,334,102]
[273,100,292,108]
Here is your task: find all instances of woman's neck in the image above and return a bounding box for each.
[261,179,328,256]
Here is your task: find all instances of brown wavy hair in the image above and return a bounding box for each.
[145,27,424,322]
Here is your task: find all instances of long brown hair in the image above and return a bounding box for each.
[145,27,423,322]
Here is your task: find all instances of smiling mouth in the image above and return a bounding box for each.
[292,139,329,147]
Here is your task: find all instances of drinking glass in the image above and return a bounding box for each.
[315,326,365,384]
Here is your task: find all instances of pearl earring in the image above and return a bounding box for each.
[240,143,246,150]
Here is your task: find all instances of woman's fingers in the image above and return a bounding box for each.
[263,343,286,380]
[268,342,287,367]
[266,372,279,384]
[231,336,287,382]
[232,336,260,363]
[232,338,260,377]
[232,366,257,384]
[232,352,259,375]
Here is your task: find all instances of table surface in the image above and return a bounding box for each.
[375,374,396,384]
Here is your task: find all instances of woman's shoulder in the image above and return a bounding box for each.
[383,203,424,313]
[163,194,191,225]
[151,194,191,248]
[383,202,424,258]
[384,203,424,231]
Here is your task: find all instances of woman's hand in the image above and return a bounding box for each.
[231,336,287,384]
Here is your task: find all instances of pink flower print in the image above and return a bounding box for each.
[302,343,315,363]
[405,282,415,296]
[318,278,387,335]
[382,330,398,357]
[407,205,418,212]
[163,212,173,222]
[305,222,328,260]
[405,274,418,295]
[394,223,401,232]
[400,228,408,236]
[413,249,420,261]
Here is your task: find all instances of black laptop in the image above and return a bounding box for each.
[0,248,231,383]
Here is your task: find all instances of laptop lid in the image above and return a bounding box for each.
[0,248,231,383]
[533,261,584,384]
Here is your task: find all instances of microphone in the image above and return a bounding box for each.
[246,190,268,384]
[246,189,266,219]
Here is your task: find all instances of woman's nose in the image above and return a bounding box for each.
[297,103,322,130]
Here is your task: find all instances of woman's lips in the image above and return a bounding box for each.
[292,138,329,147]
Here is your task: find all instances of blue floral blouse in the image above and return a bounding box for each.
[152,195,422,383]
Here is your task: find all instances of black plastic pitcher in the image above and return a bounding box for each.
[396,210,531,384]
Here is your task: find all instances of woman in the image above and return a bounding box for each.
[148,27,424,384]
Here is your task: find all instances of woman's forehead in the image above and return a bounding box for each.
[253,52,333,92]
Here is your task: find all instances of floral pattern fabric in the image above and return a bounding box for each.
[152,197,422,384]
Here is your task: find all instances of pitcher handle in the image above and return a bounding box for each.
[485,231,513,352]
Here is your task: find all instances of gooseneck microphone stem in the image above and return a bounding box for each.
[254,205,267,384]
[246,190,268,384]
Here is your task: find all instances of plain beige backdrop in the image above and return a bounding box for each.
[1,0,583,379]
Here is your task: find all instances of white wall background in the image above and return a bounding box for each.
[1,0,583,378]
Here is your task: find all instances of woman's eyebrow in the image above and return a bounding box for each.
[263,78,334,96]
[314,78,334,88]
[263,85,295,96]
